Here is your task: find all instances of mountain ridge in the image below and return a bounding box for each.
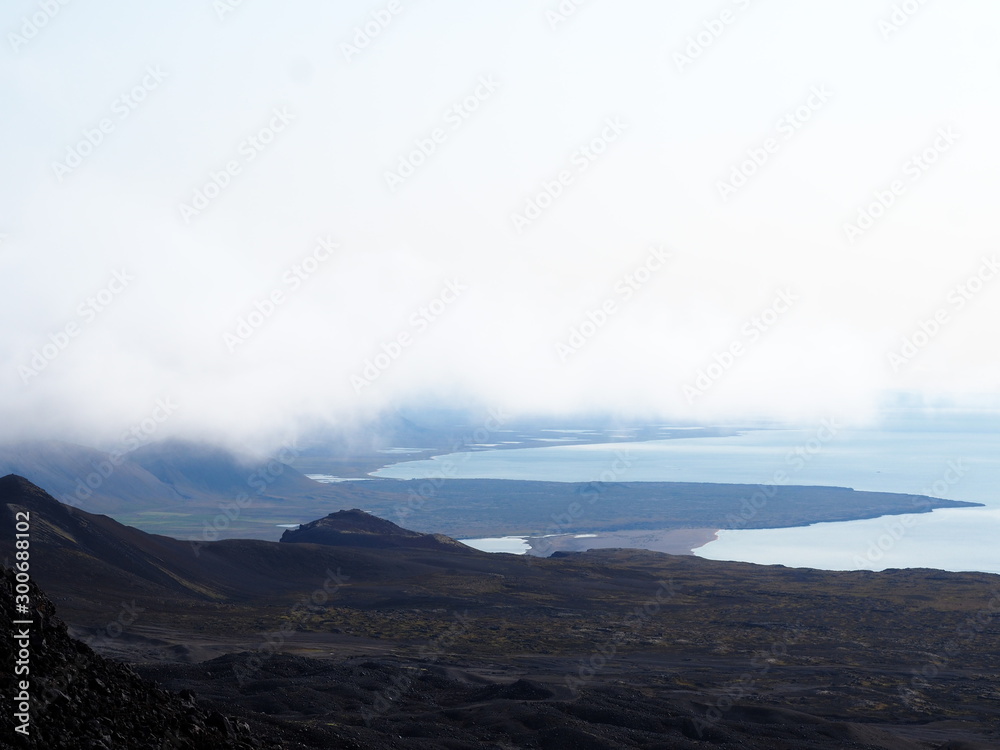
[279,508,472,551]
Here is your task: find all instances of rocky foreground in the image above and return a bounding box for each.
[1,565,273,750]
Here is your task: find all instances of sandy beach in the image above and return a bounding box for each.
[527,527,720,556]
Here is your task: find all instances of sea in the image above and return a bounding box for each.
[372,422,1000,575]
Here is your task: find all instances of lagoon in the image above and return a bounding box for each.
[374,425,1000,574]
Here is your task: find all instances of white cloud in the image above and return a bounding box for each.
[2,0,999,448]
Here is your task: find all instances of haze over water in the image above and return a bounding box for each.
[374,421,1000,574]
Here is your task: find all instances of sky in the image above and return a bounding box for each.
[2,0,999,451]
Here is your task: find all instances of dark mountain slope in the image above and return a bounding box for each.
[0,565,267,750]
[280,508,471,551]
[0,474,228,600]
[0,474,496,623]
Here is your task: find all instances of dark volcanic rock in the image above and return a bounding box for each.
[280,508,471,552]
[476,678,555,701]
[0,565,264,750]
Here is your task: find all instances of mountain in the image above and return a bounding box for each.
[128,439,321,498]
[2,474,999,748]
[0,440,189,513]
[0,474,492,627]
[0,473,223,604]
[0,439,329,516]
[279,508,471,551]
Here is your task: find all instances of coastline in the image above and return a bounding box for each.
[296,426,742,479]
[525,527,720,557]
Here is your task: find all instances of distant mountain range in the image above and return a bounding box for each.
[0,439,326,515]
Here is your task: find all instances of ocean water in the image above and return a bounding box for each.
[459,536,532,554]
[373,426,1000,574]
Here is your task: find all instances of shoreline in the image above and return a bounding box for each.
[523,527,720,557]
[296,426,743,479]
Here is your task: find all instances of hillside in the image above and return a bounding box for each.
[280,508,471,551]
[0,564,266,750]
[1,474,998,748]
